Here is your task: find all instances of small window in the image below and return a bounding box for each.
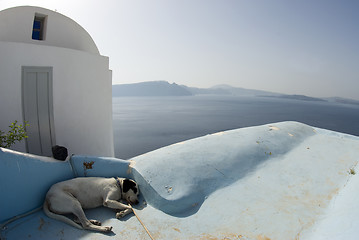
[32,14,47,40]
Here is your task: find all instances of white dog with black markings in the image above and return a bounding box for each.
[43,177,139,232]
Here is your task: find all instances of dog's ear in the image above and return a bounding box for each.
[123,178,138,194]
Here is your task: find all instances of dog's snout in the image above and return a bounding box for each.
[134,200,139,205]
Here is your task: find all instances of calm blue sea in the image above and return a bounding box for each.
[112,95,359,159]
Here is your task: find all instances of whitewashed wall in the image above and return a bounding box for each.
[0,6,114,157]
[0,6,99,54]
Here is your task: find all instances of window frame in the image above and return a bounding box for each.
[32,13,47,41]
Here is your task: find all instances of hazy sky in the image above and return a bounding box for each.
[1,0,358,99]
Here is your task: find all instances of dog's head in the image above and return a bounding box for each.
[122,178,139,205]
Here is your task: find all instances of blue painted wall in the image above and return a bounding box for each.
[0,149,131,223]
[0,148,73,222]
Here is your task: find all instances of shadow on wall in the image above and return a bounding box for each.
[0,151,132,223]
[131,122,316,217]
[0,148,74,223]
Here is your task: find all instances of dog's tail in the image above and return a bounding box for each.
[43,200,83,230]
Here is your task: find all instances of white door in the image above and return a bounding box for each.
[22,67,55,156]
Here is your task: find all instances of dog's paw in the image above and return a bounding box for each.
[104,226,113,232]
[116,211,125,219]
[116,208,133,219]
[90,220,101,226]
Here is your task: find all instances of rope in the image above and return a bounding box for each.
[129,204,155,240]
[0,206,42,231]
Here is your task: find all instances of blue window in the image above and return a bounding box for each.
[32,15,46,40]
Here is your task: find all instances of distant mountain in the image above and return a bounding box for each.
[112,81,279,97]
[179,84,280,97]
[112,81,192,97]
[209,84,280,97]
[112,81,358,106]
[325,97,359,106]
[265,94,327,102]
[182,86,231,95]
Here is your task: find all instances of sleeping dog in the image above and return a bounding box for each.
[43,177,139,232]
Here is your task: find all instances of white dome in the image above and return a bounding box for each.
[0,6,99,54]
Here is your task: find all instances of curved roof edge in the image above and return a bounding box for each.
[0,6,100,54]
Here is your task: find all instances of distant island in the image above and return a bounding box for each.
[112,81,279,97]
[112,81,192,97]
[264,94,326,102]
[112,81,359,105]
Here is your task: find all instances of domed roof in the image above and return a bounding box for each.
[0,6,99,54]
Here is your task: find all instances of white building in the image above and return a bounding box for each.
[0,6,114,157]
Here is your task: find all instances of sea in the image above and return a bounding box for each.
[112,95,359,159]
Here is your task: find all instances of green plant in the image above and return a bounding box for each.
[0,120,29,148]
